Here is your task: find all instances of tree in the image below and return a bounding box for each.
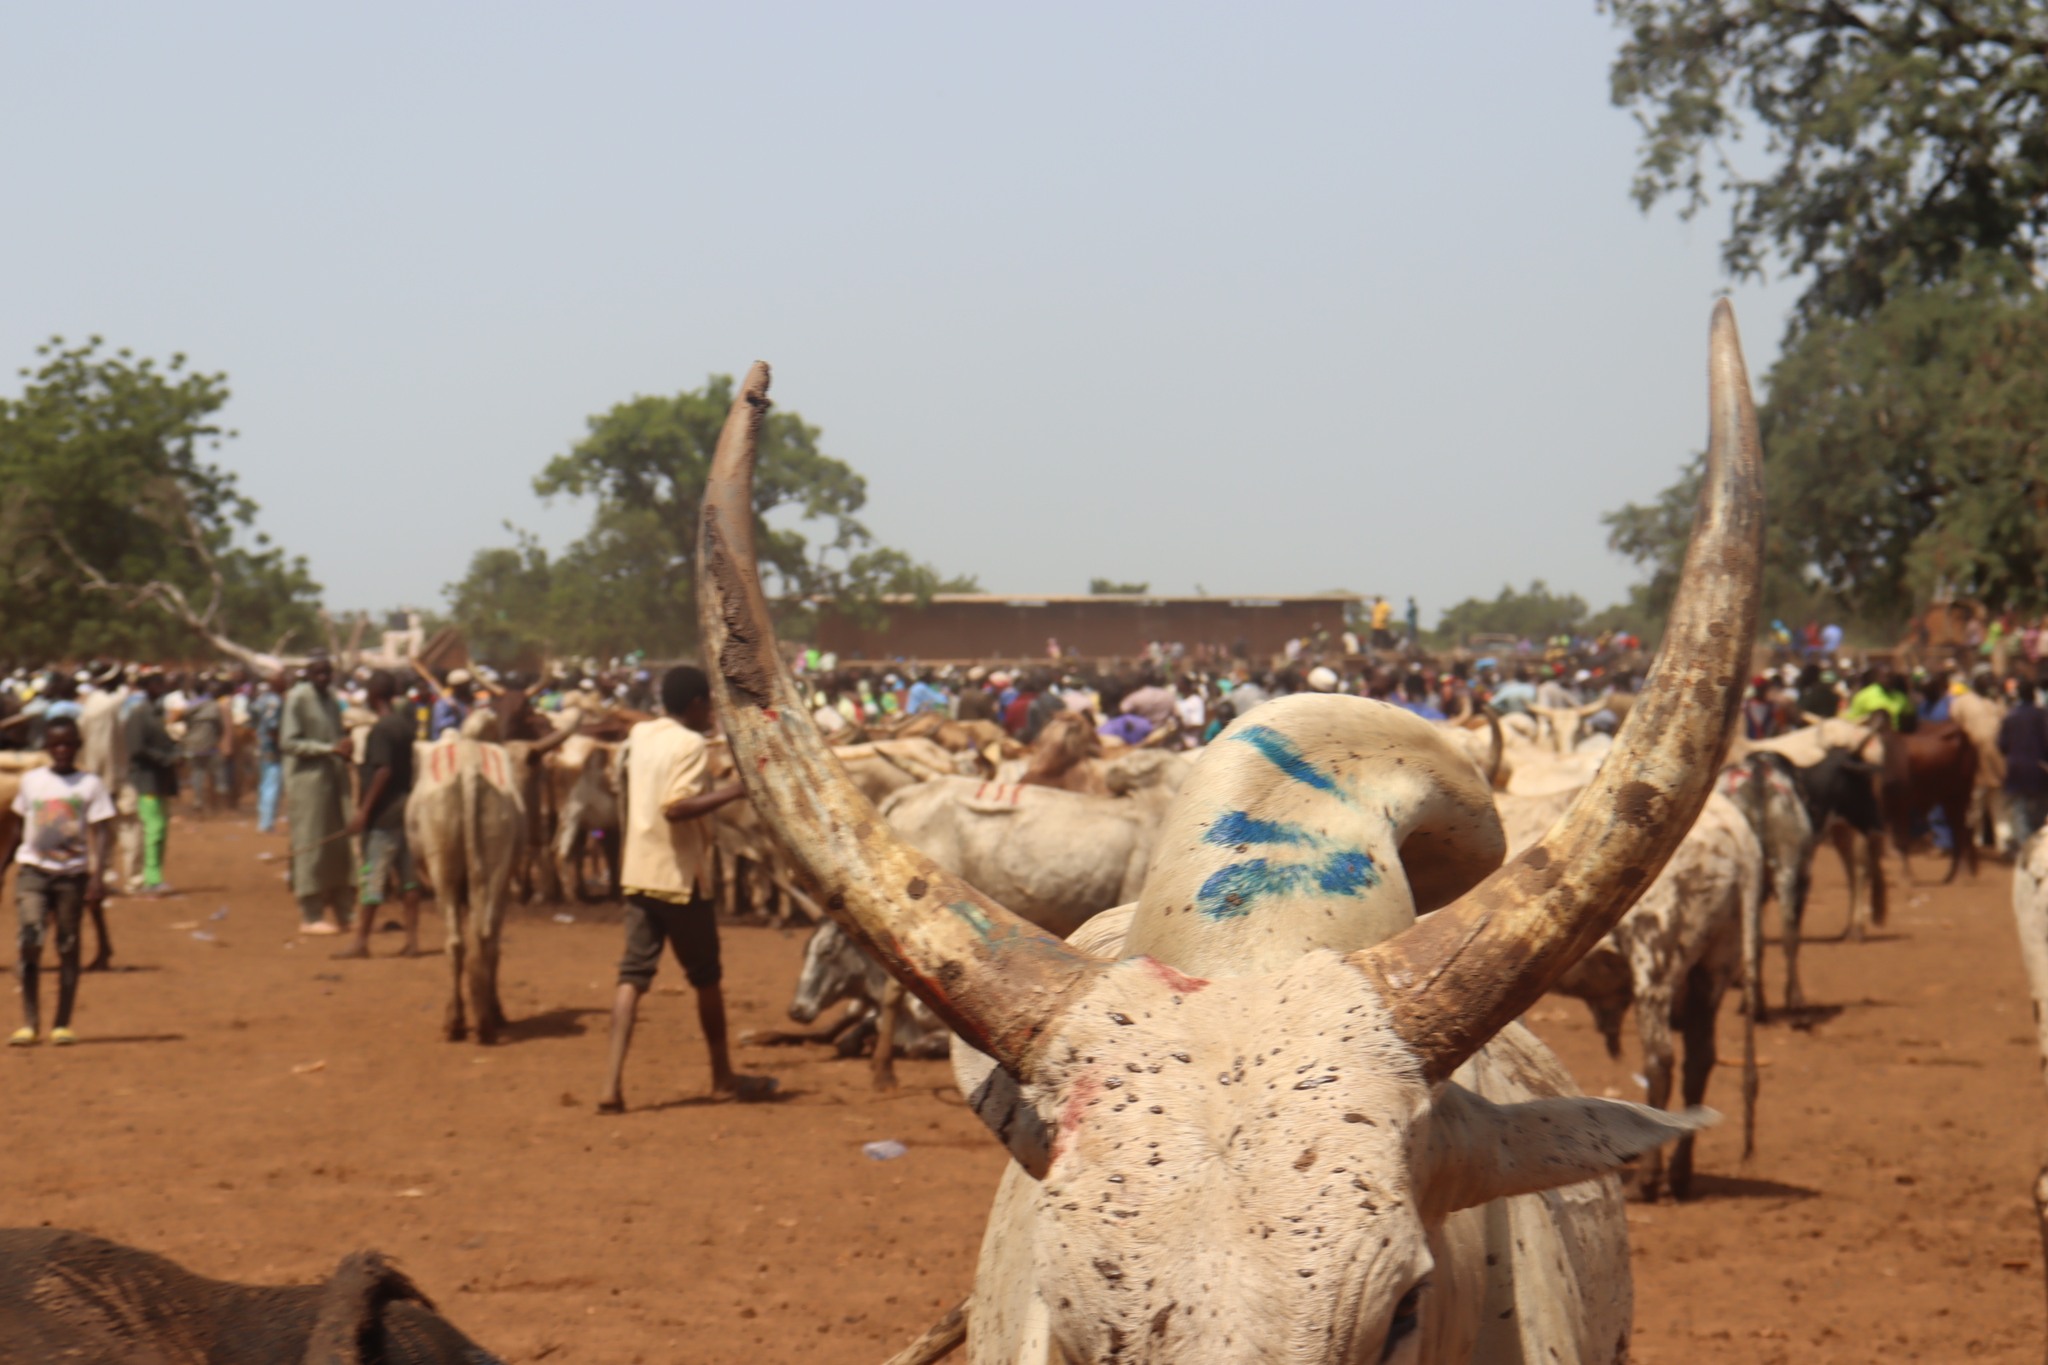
[1606,266,2048,628]
[1433,581,1592,645]
[1088,578,1151,595]
[446,375,974,661]
[0,336,322,666]
[1604,1,2048,321]
[443,528,560,671]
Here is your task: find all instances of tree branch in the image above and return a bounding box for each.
[43,525,280,673]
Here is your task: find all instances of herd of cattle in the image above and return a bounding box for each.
[10,305,2048,1362]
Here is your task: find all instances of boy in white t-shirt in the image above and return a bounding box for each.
[10,716,117,1046]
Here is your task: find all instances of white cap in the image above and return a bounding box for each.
[1307,666,1339,693]
[447,668,474,686]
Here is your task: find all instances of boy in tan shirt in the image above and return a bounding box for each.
[597,666,772,1111]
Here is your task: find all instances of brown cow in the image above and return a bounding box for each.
[1017,710,1107,794]
[1874,719,1979,883]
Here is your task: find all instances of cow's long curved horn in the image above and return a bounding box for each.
[1355,302,1764,1082]
[695,364,1105,1076]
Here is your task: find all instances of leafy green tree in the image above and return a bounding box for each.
[0,336,322,665]
[1604,0,2048,321]
[1606,267,2048,628]
[1088,578,1151,595]
[443,528,560,671]
[446,375,974,661]
[1433,581,1591,645]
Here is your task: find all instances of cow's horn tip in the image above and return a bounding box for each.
[744,361,773,401]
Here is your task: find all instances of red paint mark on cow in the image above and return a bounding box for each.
[1139,957,1210,994]
[1050,1072,1103,1166]
[763,708,778,722]
[975,783,988,801]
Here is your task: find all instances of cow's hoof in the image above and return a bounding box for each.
[446,1025,468,1043]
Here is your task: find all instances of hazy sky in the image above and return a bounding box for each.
[3,3,1801,626]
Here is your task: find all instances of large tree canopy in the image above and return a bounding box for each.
[0,337,322,666]
[445,375,975,665]
[1605,0,2048,321]
[1607,268,2048,629]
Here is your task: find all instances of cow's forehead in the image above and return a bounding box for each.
[1024,952,1432,1361]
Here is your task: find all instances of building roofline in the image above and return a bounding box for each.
[823,592,1364,608]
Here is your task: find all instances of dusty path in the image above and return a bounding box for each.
[2,810,2042,1362]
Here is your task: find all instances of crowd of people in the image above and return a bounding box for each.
[1739,659,2048,851]
[790,651,1642,747]
[13,627,2046,1096]
[0,656,771,1108]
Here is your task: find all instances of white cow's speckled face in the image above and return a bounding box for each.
[1016,952,1435,1364]
[957,947,1705,1365]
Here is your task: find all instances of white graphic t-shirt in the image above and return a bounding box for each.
[11,766,117,875]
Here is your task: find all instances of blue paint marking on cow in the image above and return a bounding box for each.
[950,901,997,941]
[1195,860,1289,919]
[1231,725,1343,797]
[1315,850,1377,895]
[1205,810,1312,848]
[1194,849,1380,919]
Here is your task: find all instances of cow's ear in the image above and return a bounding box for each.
[1419,1083,1715,1216]
[302,1251,429,1365]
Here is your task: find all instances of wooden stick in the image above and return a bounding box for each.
[881,1300,966,1365]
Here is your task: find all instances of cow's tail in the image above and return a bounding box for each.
[882,1298,966,1365]
[1740,753,1773,1028]
[1738,813,1763,1162]
[459,742,483,918]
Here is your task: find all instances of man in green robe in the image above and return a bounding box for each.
[280,654,355,934]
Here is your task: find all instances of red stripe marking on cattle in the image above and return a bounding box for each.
[1049,1072,1102,1167]
[1140,957,1210,994]
[975,783,987,801]
[763,708,778,721]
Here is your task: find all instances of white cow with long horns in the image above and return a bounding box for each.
[698,303,1764,1364]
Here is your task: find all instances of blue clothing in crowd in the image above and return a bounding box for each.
[430,696,471,740]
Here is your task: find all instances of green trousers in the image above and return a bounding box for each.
[137,794,169,888]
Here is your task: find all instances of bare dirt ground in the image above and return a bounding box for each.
[3,810,2043,1363]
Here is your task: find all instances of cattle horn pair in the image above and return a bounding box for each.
[696,302,1763,1082]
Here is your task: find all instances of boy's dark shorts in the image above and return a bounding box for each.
[619,891,721,990]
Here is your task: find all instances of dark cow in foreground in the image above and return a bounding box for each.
[1874,719,1979,883]
[1723,749,1884,1016]
[0,1227,498,1363]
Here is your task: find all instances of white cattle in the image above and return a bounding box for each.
[877,777,1177,940]
[2009,831,2048,1319]
[1950,688,2009,849]
[1726,716,1890,937]
[695,306,1762,1363]
[407,736,525,1044]
[1527,694,1614,754]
